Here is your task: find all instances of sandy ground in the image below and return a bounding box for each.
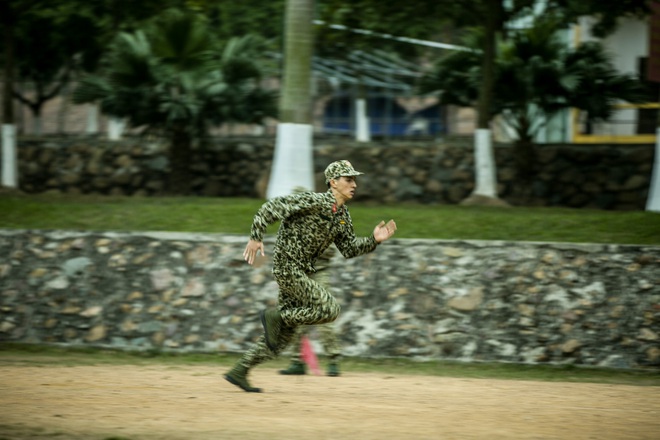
[1,364,659,440]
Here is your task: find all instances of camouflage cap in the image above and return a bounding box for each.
[324,160,364,184]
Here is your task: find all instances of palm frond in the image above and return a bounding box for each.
[148,9,215,72]
[76,8,276,138]
[72,76,112,104]
[107,31,158,88]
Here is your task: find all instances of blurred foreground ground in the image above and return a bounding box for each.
[1,363,659,440]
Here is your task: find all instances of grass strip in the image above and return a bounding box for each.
[1,343,658,387]
[1,194,659,244]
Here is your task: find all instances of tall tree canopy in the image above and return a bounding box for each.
[185,0,285,44]
[420,16,648,179]
[73,9,277,194]
[11,4,102,133]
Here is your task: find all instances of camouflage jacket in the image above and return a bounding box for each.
[250,189,378,274]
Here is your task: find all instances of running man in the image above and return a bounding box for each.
[225,160,396,392]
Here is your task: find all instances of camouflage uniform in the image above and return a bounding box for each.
[237,189,378,369]
[226,160,389,392]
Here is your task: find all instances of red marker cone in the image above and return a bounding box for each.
[300,335,321,375]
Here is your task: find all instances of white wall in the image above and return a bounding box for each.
[560,17,650,139]
[601,18,648,75]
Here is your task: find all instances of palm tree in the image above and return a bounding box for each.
[73,9,277,194]
[497,19,647,178]
[420,17,647,181]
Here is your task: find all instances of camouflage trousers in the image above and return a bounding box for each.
[238,267,341,369]
[287,323,341,362]
[286,266,341,361]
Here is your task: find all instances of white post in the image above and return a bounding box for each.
[267,122,315,199]
[355,98,370,142]
[86,104,99,134]
[1,124,17,188]
[108,118,125,140]
[472,128,497,197]
[646,127,660,212]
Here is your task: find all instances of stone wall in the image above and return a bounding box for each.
[1,229,658,370]
[14,136,655,210]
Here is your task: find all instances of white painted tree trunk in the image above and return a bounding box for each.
[108,118,125,140]
[471,128,497,197]
[267,123,315,198]
[646,127,660,212]
[86,104,99,134]
[268,0,315,198]
[1,124,17,188]
[355,98,370,142]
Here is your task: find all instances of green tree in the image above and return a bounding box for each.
[73,9,277,194]
[11,4,102,134]
[1,0,186,135]
[420,17,647,180]
[185,0,285,44]
[72,0,189,137]
[323,0,654,202]
[0,0,59,186]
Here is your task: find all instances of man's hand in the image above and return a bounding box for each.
[243,239,265,265]
[373,219,397,243]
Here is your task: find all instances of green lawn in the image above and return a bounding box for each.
[1,193,659,244]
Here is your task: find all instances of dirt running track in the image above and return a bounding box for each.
[1,365,659,440]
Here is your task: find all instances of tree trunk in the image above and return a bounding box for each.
[512,137,536,179]
[1,3,18,188]
[167,127,192,195]
[512,116,537,181]
[57,83,70,134]
[32,107,42,136]
[267,0,315,198]
[509,116,538,203]
[476,0,499,131]
[463,0,505,206]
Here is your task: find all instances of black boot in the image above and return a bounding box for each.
[260,308,284,352]
[224,364,262,393]
[279,360,307,375]
[327,362,341,377]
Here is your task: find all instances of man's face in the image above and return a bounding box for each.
[332,175,357,202]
